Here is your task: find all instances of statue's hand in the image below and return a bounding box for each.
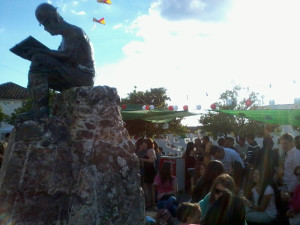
[22,47,48,60]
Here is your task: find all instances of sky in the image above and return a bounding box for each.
[1,0,300,126]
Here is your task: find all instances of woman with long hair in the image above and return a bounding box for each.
[203,192,245,225]
[191,160,225,203]
[245,167,277,224]
[139,138,157,209]
[183,142,196,192]
[153,162,178,216]
[198,174,236,220]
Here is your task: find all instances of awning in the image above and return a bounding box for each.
[214,109,300,126]
[121,109,200,123]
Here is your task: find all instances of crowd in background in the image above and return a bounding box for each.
[138,133,300,225]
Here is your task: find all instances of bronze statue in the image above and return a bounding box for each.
[17,3,95,120]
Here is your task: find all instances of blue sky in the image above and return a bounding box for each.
[1,0,300,125]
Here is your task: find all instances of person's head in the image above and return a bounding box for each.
[156,209,174,225]
[246,133,255,145]
[35,3,64,35]
[203,193,245,225]
[224,137,234,148]
[159,162,172,184]
[202,136,210,145]
[142,138,154,150]
[294,166,300,182]
[210,145,225,160]
[237,137,246,146]
[185,142,195,157]
[135,138,144,153]
[210,174,235,203]
[194,138,202,147]
[204,160,225,180]
[217,137,225,147]
[4,133,10,142]
[263,137,274,150]
[176,202,201,224]
[280,133,295,153]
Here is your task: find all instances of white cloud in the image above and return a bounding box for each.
[71,10,86,15]
[72,1,79,6]
[95,0,300,126]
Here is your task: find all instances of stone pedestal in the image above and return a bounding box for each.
[0,86,144,225]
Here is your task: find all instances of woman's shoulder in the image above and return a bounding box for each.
[264,185,275,195]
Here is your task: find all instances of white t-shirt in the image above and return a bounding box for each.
[252,185,277,219]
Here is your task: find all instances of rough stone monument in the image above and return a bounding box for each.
[1,3,144,225]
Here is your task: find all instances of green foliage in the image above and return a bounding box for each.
[121,87,188,137]
[5,89,58,125]
[199,85,281,139]
[0,106,8,123]
[5,98,32,125]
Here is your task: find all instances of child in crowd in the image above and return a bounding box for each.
[176,202,201,225]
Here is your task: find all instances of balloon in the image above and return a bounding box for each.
[210,103,217,110]
[173,105,178,111]
[294,98,300,105]
[226,99,232,106]
[142,105,146,110]
[183,105,188,111]
[269,100,275,105]
[145,105,150,110]
[150,105,155,110]
[196,105,201,110]
[245,99,252,107]
[168,105,174,111]
[121,104,126,109]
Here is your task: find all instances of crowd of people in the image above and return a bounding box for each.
[139,133,300,225]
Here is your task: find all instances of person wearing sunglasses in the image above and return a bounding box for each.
[286,166,300,225]
[198,174,236,221]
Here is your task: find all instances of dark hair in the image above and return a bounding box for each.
[135,138,144,154]
[263,137,274,150]
[246,133,255,140]
[156,209,174,225]
[143,138,154,149]
[191,160,225,202]
[280,133,294,143]
[176,202,201,223]
[185,142,194,157]
[294,166,300,175]
[209,145,222,155]
[153,140,159,154]
[252,167,274,205]
[159,162,172,185]
[210,174,236,203]
[35,3,63,23]
[203,136,210,142]
[203,193,245,225]
[217,138,225,146]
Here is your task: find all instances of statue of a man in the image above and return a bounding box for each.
[20,3,95,120]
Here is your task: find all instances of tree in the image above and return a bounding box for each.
[0,106,7,123]
[5,89,58,126]
[199,85,281,140]
[120,87,189,137]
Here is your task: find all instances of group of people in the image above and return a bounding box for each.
[141,133,300,225]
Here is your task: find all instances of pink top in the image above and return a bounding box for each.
[153,174,176,196]
[290,184,300,212]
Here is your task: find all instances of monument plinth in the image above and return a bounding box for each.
[0,86,145,225]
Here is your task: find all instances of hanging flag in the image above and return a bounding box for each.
[93,17,105,25]
[97,0,111,4]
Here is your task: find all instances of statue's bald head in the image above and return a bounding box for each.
[35,3,62,24]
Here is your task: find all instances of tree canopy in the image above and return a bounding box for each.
[199,85,281,140]
[120,87,188,137]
